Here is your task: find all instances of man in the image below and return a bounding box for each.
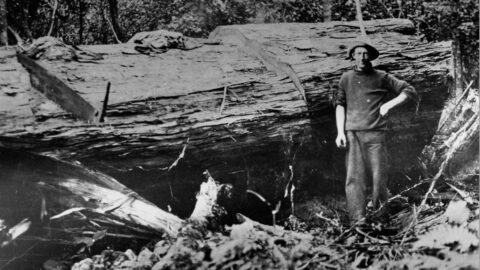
[335,42,417,224]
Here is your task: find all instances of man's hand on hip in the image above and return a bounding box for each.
[380,92,410,117]
[336,133,347,148]
[379,103,391,117]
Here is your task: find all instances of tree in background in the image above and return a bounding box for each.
[0,0,8,45]
[414,0,479,92]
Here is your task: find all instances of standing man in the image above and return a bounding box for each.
[335,42,417,224]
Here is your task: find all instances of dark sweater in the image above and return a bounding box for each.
[335,68,417,131]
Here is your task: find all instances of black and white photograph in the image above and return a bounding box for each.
[0,0,478,269]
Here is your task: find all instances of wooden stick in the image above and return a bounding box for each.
[80,231,151,240]
[355,227,390,244]
[165,138,189,172]
[453,80,474,111]
[236,213,312,240]
[219,85,228,115]
[438,80,474,131]
[99,81,111,122]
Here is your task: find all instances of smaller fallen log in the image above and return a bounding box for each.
[0,147,183,240]
[0,147,232,269]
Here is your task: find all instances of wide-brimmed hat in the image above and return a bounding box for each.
[347,42,379,60]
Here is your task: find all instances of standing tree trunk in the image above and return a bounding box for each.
[107,0,123,42]
[0,0,8,46]
[27,0,41,39]
[323,0,332,22]
[78,0,84,44]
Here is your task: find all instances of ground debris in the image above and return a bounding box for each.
[58,185,479,270]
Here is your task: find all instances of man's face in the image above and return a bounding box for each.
[353,47,370,69]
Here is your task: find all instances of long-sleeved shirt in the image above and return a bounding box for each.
[335,68,417,131]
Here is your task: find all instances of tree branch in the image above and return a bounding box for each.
[104,10,121,44]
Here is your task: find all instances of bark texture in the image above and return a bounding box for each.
[0,19,452,208]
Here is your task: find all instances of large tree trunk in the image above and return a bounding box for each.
[0,19,452,214]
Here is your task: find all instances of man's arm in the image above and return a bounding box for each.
[381,73,418,116]
[379,92,409,116]
[335,105,347,148]
[335,73,348,148]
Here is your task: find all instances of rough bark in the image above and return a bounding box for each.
[0,19,452,208]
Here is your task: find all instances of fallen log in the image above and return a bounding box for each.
[0,147,182,238]
[0,147,230,269]
[0,19,452,209]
